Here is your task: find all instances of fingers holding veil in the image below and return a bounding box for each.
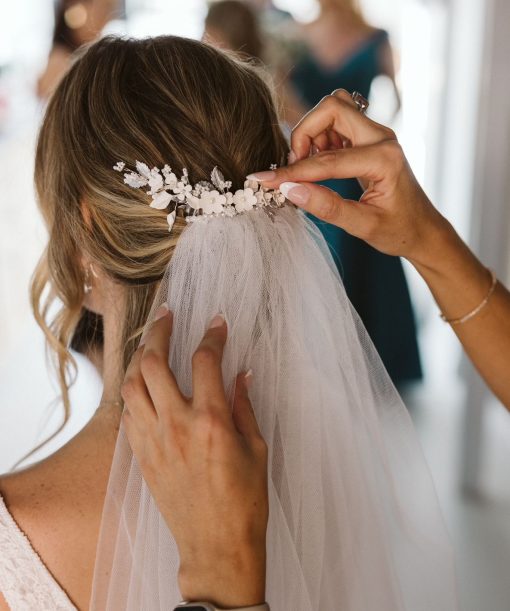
[232,371,265,444]
[138,306,187,415]
[191,315,229,415]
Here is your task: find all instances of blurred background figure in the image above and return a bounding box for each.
[242,0,294,33]
[37,0,122,99]
[204,1,306,127]
[204,0,263,60]
[206,0,421,389]
[289,0,400,117]
[287,0,421,389]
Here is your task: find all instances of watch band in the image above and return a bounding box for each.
[175,602,270,611]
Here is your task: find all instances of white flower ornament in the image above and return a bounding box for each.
[113,161,287,232]
[150,190,172,210]
[202,190,227,215]
[233,188,257,213]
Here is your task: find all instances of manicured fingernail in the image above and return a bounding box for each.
[244,369,254,388]
[280,182,310,205]
[154,304,168,320]
[246,170,276,182]
[209,314,225,329]
[312,144,320,155]
[288,149,297,165]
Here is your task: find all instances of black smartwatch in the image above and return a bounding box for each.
[175,602,270,611]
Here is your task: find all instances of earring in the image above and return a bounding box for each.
[84,262,98,294]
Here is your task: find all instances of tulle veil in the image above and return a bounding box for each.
[90,204,458,610]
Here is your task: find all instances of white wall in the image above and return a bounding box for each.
[455,0,510,491]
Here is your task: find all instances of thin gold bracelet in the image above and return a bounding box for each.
[440,269,497,326]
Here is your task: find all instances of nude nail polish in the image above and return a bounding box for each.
[209,314,225,328]
[154,304,169,320]
[244,369,254,389]
[280,182,311,205]
[246,170,276,182]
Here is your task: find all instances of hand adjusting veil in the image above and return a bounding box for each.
[91,169,458,609]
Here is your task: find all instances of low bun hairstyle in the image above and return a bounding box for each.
[32,35,289,426]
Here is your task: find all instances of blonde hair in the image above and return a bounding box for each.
[32,35,289,431]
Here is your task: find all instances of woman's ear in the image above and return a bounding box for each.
[81,256,104,315]
[80,201,103,313]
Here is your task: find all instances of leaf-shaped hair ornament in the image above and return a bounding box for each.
[114,162,287,232]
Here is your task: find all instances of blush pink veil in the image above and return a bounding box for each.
[90,204,458,610]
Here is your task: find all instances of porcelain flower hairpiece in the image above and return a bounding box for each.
[113,161,286,232]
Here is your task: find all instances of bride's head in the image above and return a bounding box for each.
[32,35,288,413]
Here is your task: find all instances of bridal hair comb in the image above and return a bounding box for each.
[114,161,286,232]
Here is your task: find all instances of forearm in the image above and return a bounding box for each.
[409,217,510,408]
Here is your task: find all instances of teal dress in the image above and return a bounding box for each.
[291,30,422,387]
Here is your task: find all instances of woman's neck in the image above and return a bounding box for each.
[98,289,126,408]
[317,6,364,30]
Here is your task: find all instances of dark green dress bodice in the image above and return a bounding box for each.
[290,30,422,386]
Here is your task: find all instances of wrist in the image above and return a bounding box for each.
[406,210,458,275]
[176,603,269,611]
[405,207,494,323]
[178,545,266,609]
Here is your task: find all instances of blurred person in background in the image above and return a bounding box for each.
[204,0,264,60]
[243,0,293,29]
[290,0,400,115]
[287,0,420,390]
[203,2,308,163]
[37,0,121,99]
[207,0,419,390]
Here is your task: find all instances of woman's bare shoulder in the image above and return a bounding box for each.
[1,422,114,531]
[0,406,118,521]
[0,420,116,610]
[0,463,99,608]
[1,453,69,523]
[0,448,101,570]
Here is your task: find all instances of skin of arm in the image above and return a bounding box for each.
[410,215,510,407]
[248,89,510,409]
